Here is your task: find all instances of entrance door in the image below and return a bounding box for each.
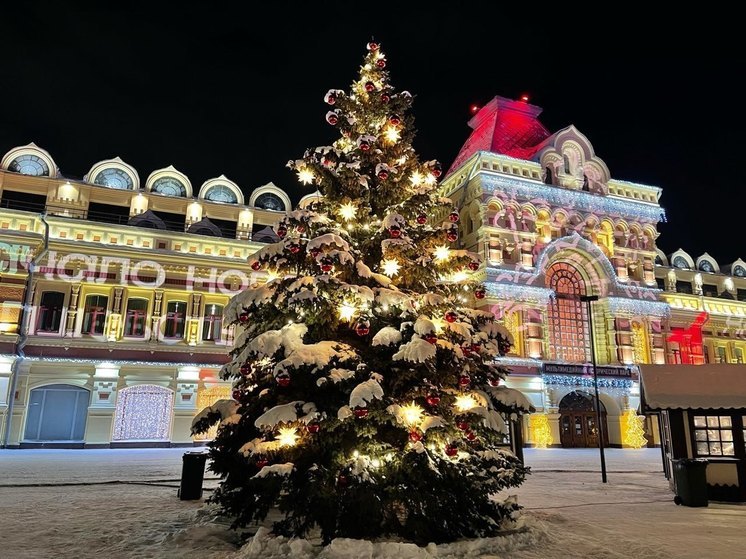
[559,391,608,448]
[24,384,90,441]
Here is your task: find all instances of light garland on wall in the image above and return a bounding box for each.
[481,174,665,223]
[542,374,633,389]
[607,297,670,318]
[23,356,222,368]
[486,282,555,304]
[112,384,174,441]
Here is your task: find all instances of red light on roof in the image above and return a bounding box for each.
[470,104,479,113]
[520,94,529,102]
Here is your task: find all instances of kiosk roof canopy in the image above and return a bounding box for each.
[640,364,746,410]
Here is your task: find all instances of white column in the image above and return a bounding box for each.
[86,362,121,447]
[172,366,200,445]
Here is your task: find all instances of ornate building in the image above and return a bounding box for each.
[0,143,290,447]
[441,96,746,450]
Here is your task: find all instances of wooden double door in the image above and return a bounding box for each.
[559,391,609,448]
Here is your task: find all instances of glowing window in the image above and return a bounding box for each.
[82,295,108,335]
[8,154,50,176]
[254,192,285,211]
[202,304,224,342]
[672,256,689,269]
[698,260,714,273]
[205,185,238,203]
[693,415,735,457]
[164,301,186,338]
[152,176,187,197]
[733,265,746,277]
[547,263,591,363]
[112,384,173,441]
[94,168,134,190]
[123,298,149,337]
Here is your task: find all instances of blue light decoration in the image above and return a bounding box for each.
[480,170,665,223]
[542,374,633,389]
[486,282,555,304]
[494,356,544,368]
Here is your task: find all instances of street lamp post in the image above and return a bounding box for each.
[580,294,608,483]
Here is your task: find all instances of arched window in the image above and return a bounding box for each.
[547,263,591,363]
[563,154,571,174]
[672,256,689,269]
[698,260,714,273]
[94,168,134,190]
[582,174,589,191]
[37,291,65,333]
[24,384,90,441]
[254,192,285,211]
[8,154,50,176]
[123,298,149,337]
[151,176,187,197]
[204,184,238,203]
[113,385,173,441]
[734,265,746,277]
[82,295,108,335]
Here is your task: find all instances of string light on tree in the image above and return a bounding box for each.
[383,126,401,144]
[400,402,425,427]
[382,258,401,277]
[454,393,479,413]
[433,245,451,262]
[276,426,300,447]
[297,167,315,185]
[338,202,357,221]
[338,301,358,321]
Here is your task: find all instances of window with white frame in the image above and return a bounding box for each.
[37,291,65,333]
[202,304,224,342]
[123,298,149,337]
[164,301,186,339]
[693,415,735,457]
[82,295,108,335]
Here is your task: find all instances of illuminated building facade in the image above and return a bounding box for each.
[441,96,746,449]
[0,143,290,447]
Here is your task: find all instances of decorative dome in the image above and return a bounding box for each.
[198,176,244,205]
[145,165,192,197]
[249,182,290,212]
[85,157,140,190]
[1,143,57,177]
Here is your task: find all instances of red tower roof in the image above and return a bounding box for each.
[447,96,551,175]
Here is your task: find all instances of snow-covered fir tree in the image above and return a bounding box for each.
[193,42,529,545]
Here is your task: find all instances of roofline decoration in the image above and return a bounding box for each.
[145,165,193,198]
[198,175,244,205]
[1,143,58,178]
[85,156,141,190]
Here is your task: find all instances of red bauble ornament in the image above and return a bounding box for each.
[448,211,460,223]
[461,344,473,357]
[445,444,458,457]
[296,224,306,234]
[337,473,349,487]
[376,58,386,68]
[355,320,370,337]
[251,260,262,271]
[458,374,471,387]
[364,81,376,92]
[306,422,320,434]
[277,225,288,238]
[359,140,371,152]
[388,225,401,238]
[426,394,441,406]
[446,228,458,242]
[353,407,369,418]
[378,170,389,180]
[310,247,322,259]
[238,312,249,323]
[389,114,401,126]
[424,333,437,344]
[232,389,242,401]
[471,343,481,354]
[256,458,269,469]
[445,311,458,323]
[474,287,486,300]
[409,430,423,443]
[276,374,291,387]
[325,93,336,105]
[456,420,469,431]
[320,257,333,272]
[416,214,427,225]
[466,431,477,442]
[288,243,301,254]
[489,378,501,387]
[468,260,480,271]
[381,93,391,103]
[432,163,443,178]
[239,363,252,376]
[326,112,339,125]
[367,42,379,51]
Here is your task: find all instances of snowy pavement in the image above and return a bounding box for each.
[0,447,743,558]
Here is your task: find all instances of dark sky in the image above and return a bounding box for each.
[3,3,743,263]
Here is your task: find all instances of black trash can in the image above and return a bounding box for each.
[179,451,208,500]
[672,458,708,507]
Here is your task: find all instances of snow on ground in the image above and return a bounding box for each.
[0,448,744,558]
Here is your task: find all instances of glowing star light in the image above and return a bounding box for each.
[297,168,315,185]
[410,171,423,186]
[338,202,357,221]
[382,258,401,277]
[383,126,400,144]
[338,301,357,321]
[454,394,479,413]
[400,402,425,427]
[276,426,299,447]
[433,245,451,262]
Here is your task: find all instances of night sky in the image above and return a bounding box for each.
[3,4,743,263]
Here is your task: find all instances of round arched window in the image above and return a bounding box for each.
[205,184,238,203]
[254,192,285,211]
[8,154,50,176]
[94,168,134,190]
[698,260,714,273]
[733,265,746,277]
[151,176,187,197]
[672,256,689,269]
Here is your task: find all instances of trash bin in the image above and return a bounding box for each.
[672,458,708,507]
[179,451,208,500]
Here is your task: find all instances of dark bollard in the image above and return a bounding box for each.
[179,451,208,500]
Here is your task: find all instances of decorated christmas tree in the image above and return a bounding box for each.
[193,42,529,545]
